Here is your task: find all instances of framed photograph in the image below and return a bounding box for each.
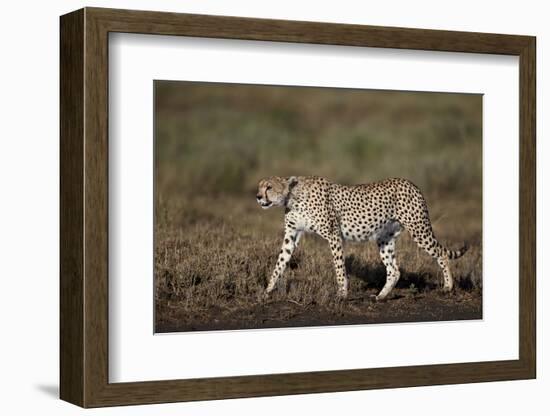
[60,7,536,408]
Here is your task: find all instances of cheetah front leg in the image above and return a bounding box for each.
[327,235,348,298]
[264,228,302,297]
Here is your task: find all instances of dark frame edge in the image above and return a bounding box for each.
[60,8,86,407]
[90,360,530,408]
[84,6,533,55]
[518,36,536,379]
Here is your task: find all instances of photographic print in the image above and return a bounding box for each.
[154,81,482,333]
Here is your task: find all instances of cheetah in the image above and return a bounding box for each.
[256,176,468,300]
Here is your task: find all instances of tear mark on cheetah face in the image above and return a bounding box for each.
[256,176,297,209]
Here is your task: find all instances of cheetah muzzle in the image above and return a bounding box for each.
[257,176,468,301]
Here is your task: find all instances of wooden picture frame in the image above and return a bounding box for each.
[60,7,536,408]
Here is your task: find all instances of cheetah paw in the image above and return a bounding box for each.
[336,291,349,301]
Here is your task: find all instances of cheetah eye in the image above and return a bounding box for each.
[266,186,272,191]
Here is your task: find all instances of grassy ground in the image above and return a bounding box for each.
[154,81,482,332]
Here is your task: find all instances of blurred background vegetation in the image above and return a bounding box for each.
[154,81,482,332]
[155,81,482,200]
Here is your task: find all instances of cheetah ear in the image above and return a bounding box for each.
[288,176,298,189]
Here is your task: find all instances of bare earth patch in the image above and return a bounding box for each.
[156,288,481,332]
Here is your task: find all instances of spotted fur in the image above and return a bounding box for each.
[256,176,468,300]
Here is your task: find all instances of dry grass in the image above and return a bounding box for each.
[154,82,482,332]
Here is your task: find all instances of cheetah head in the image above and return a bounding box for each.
[256,176,298,209]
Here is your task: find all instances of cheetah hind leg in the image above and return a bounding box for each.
[437,256,454,292]
[375,227,402,301]
[402,219,456,293]
[327,235,348,299]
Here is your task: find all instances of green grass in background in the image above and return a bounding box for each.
[155,81,481,200]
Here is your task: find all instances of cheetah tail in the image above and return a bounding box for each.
[446,242,469,260]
